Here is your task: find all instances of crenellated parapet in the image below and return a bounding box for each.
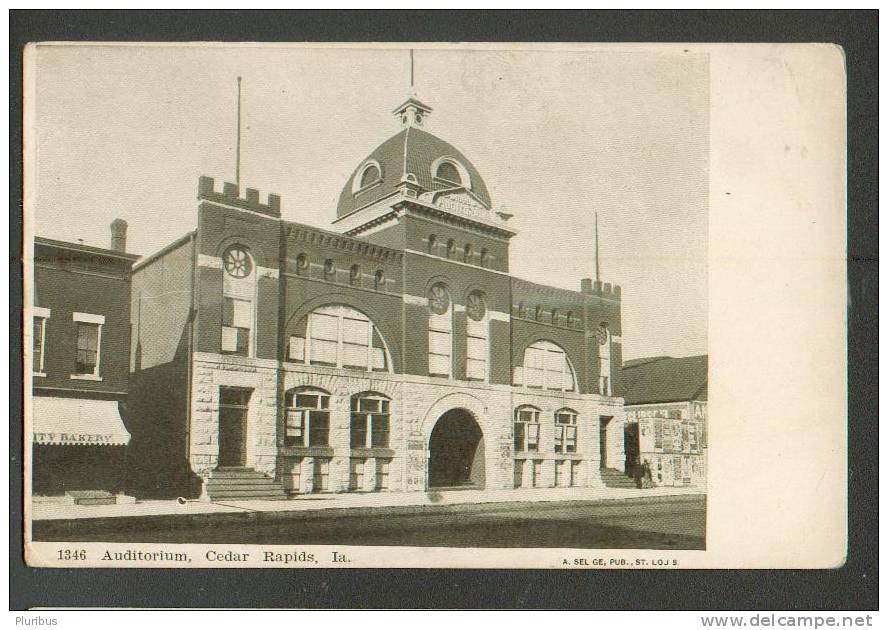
[198,175,281,218]
[580,278,622,300]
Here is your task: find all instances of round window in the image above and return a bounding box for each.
[428,284,451,315]
[223,246,252,278]
[466,292,486,321]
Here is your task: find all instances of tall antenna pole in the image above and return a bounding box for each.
[594,211,601,282]
[410,49,415,90]
[236,76,242,187]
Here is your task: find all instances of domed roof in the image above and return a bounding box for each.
[337,126,492,219]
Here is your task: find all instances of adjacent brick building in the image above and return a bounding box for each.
[622,355,708,487]
[29,226,139,496]
[127,94,627,500]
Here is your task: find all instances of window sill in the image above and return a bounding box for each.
[33,372,46,378]
[70,374,103,382]
[279,446,334,458]
[350,447,395,459]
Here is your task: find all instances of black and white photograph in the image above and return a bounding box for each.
[21,41,845,570]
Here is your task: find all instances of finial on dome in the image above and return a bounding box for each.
[393,95,432,128]
[393,49,432,128]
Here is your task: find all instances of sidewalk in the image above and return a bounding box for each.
[30,485,704,522]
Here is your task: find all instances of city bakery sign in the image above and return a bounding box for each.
[33,432,118,445]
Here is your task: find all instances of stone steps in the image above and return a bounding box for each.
[206,468,288,501]
[599,468,638,489]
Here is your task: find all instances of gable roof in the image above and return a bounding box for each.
[621,355,708,405]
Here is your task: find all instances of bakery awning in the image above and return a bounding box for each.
[31,397,131,446]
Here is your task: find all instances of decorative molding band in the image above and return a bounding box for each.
[72,312,105,324]
[32,306,51,318]
[488,310,510,322]
[405,249,511,277]
[403,294,427,307]
[257,266,279,279]
[197,254,223,269]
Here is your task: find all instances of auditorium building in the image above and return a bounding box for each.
[126,94,627,500]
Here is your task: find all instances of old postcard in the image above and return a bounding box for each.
[22,42,846,569]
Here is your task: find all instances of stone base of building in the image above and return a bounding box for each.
[186,353,626,500]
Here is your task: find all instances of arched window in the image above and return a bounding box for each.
[349,264,361,285]
[427,283,452,377]
[435,161,462,185]
[350,392,391,449]
[479,248,488,267]
[324,259,335,279]
[221,245,255,357]
[514,405,541,453]
[428,234,437,256]
[374,269,385,290]
[551,308,559,325]
[514,340,577,392]
[597,323,612,395]
[463,243,473,263]
[445,239,455,259]
[287,305,392,373]
[359,163,381,189]
[565,310,574,327]
[555,408,578,454]
[283,387,330,447]
[465,291,488,381]
[295,253,309,275]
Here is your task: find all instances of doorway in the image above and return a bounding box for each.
[428,409,485,489]
[599,416,612,469]
[624,422,640,476]
[218,387,251,467]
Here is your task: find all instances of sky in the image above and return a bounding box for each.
[29,43,708,361]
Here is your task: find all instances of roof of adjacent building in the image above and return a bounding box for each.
[336,126,492,218]
[621,354,708,405]
[34,236,141,262]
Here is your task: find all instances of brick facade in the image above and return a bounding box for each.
[128,103,629,500]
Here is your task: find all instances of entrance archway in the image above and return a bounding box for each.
[428,409,485,489]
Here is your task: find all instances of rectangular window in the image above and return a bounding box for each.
[466,318,488,381]
[533,460,542,488]
[286,458,302,493]
[288,336,305,362]
[309,411,330,447]
[313,458,330,492]
[285,392,330,447]
[570,460,581,487]
[513,459,524,488]
[349,458,365,491]
[428,309,452,377]
[222,297,251,355]
[654,418,663,449]
[524,346,545,388]
[555,411,578,454]
[555,460,568,487]
[375,459,391,490]
[33,314,47,374]
[544,348,564,391]
[514,408,541,452]
[75,322,100,375]
[350,397,390,448]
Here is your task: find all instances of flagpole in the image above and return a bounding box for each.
[595,211,600,282]
[236,76,242,188]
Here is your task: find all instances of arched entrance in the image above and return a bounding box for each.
[428,409,485,489]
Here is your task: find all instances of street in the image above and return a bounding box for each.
[33,495,705,549]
